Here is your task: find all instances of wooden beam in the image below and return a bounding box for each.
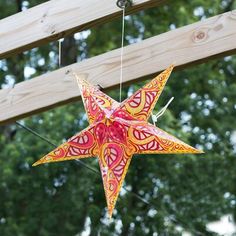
[1,10,236,125]
[0,0,165,59]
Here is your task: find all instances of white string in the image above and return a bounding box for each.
[152,97,174,126]
[58,39,63,67]
[119,8,125,102]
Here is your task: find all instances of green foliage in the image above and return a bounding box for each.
[0,0,236,235]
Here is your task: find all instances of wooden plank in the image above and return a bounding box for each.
[1,10,236,125]
[0,0,165,59]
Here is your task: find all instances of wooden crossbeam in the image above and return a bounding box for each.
[0,0,165,59]
[1,10,236,125]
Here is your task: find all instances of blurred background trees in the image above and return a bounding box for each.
[0,0,236,235]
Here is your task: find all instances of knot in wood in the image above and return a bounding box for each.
[196,31,205,40]
[192,28,209,43]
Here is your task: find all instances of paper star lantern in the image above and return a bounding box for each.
[33,65,202,217]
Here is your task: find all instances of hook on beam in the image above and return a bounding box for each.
[116,0,132,9]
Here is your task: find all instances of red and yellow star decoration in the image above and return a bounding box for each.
[33,65,203,217]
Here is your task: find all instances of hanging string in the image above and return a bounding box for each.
[119,7,125,102]
[58,39,63,67]
[151,97,174,126]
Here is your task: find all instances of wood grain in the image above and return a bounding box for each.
[0,0,165,59]
[1,10,236,125]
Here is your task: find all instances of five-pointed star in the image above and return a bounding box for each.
[33,65,202,217]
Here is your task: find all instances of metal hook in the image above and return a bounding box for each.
[116,0,132,9]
